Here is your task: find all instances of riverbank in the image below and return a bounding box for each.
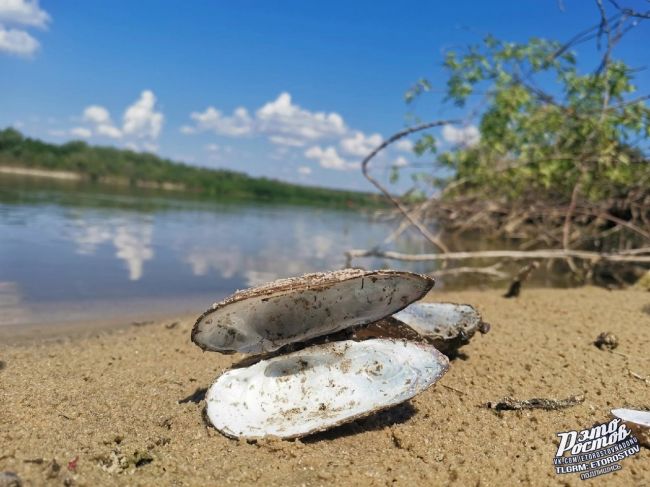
[1,287,648,486]
[0,165,82,181]
[0,165,187,191]
[0,128,385,208]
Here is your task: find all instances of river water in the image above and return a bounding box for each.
[1,177,440,327]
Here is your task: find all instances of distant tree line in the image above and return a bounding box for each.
[0,128,383,208]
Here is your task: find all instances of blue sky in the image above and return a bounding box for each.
[1,1,648,191]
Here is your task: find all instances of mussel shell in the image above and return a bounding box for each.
[611,408,650,428]
[390,302,489,355]
[611,408,650,448]
[205,338,449,439]
[192,269,434,354]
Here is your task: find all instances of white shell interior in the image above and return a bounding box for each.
[206,339,448,439]
[611,408,650,427]
[194,272,432,353]
[393,302,483,340]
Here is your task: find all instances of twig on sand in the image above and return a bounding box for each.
[482,394,585,411]
[441,384,468,395]
[57,409,73,420]
[629,370,650,385]
[609,350,650,362]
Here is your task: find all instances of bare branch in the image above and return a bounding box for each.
[361,120,460,253]
[430,263,509,279]
[607,0,650,19]
[346,248,650,264]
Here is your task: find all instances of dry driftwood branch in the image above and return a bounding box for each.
[430,263,509,279]
[382,197,432,245]
[575,208,650,241]
[361,119,460,253]
[562,179,583,272]
[618,247,650,256]
[414,193,649,249]
[346,248,650,264]
[628,370,650,385]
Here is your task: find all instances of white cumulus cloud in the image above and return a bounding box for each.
[256,92,346,145]
[395,139,414,153]
[182,92,347,147]
[83,105,111,125]
[70,127,92,138]
[83,104,122,138]
[305,146,357,171]
[69,91,163,146]
[268,135,305,147]
[123,90,164,139]
[0,0,50,57]
[297,166,312,175]
[0,24,37,55]
[340,131,382,157]
[442,125,480,146]
[182,91,424,173]
[182,106,253,137]
[0,0,50,27]
[393,156,408,167]
[96,124,122,139]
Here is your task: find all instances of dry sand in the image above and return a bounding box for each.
[1,287,649,486]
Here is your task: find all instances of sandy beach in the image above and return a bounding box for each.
[1,287,649,486]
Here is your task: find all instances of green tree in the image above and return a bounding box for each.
[408,35,650,203]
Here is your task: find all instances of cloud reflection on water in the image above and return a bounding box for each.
[184,247,241,279]
[69,206,362,286]
[72,215,154,281]
[181,219,345,287]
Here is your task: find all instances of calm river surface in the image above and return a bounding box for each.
[1,177,436,327]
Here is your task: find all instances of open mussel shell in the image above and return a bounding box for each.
[205,338,449,439]
[611,408,650,447]
[390,302,489,355]
[192,269,434,354]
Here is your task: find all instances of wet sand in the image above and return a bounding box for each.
[1,287,649,486]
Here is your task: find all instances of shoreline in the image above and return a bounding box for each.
[0,294,219,345]
[0,284,619,345]
[0,164,186,191]
[0,165,82,181]
[0,312,195,346]
[1,287,649,485]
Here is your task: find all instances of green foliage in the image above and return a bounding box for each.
[0,129,382,208]
[410,35,650,202]
[413,134,437,156]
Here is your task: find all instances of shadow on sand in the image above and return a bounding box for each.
[302,401,417,443]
